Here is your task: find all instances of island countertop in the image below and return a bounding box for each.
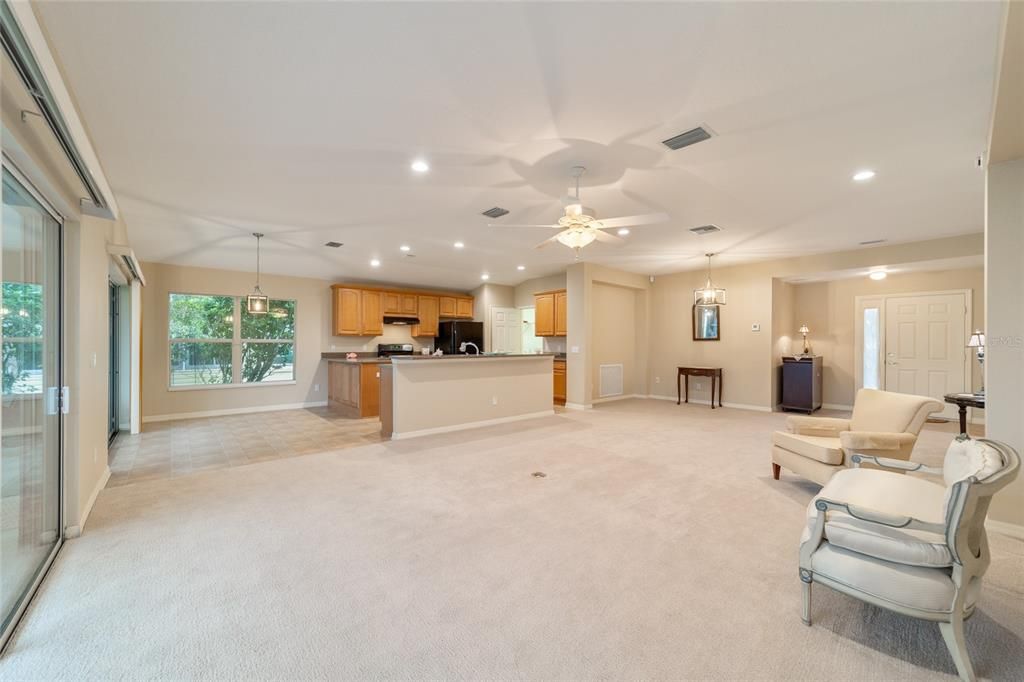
[389,353,557,362]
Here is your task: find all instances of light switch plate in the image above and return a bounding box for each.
[571,346,580,353]
[751,323,761,332]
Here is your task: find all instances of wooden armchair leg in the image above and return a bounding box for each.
[772,462,781,480]
[939,617,976,682]
[801,579,812,626]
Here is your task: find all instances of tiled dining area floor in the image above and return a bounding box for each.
[108,407,384,486]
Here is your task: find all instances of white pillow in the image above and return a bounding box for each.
[943,438,1003,487]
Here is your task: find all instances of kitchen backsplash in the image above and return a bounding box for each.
[543,337,567,353]
[326,325,425,353]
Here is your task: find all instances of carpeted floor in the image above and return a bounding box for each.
[2,400,1021,680]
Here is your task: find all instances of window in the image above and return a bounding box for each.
[168,294,295,388]
[2,282,44,395]
[863,307,880,390]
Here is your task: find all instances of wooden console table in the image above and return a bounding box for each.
[677,366,723,409]
[943,392,984,437]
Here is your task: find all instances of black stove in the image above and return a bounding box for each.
[377,343,415,358]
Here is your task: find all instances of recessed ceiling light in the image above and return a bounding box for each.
[869,271,887,280]
[617,228,630,236]
[481,273,490,281]
[370,259,381,268]
[453,241,464,249]
[853,169,876,182]
[399,245,411,252]
[410,159,429,173]
[517,265,526,271]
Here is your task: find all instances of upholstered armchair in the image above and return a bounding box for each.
[798,437,1020,681]
[772,388,944,485]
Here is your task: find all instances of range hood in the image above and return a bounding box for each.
[383,316,420,326]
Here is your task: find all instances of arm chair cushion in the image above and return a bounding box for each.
[786,416,850,437]
[849,389,944,435]
[839,431,917,452]
[803,468,952,567]
[772,431,844,465]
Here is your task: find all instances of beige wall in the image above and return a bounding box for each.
[771,280,796,406]
[513,273,566,308]
[789,268,984,407]
[592,282,643,400]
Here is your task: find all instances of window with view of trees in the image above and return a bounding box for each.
[2,282,44,395]
[169,293,295,387]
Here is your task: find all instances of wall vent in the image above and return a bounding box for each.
[689,224,721,235]
[324,241,343,248]
[482,207,509,219]
[858,239,887,246]
[599,364,624,398]
[662,126,713,151]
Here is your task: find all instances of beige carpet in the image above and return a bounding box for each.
[2,400,1021,680]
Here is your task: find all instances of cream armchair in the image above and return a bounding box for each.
[798,437,1020,681]
[771,388,943,485]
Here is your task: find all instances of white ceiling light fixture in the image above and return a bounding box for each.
[489,166,668,260]
[516,265,526,271]
[853,169,876,182]
[453,241,464,249]
[481,273,490,281]
[694,253,727,305]
[410,159,430,173]
[370,258,381,268]
[399,245,411,252]
[617,228,630,236]
[869,270,887,280]
[246,232,269,315]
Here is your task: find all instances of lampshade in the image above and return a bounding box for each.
[966,330,985,348]
[799,325,810,335]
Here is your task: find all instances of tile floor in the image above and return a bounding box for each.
[107,407,383,486]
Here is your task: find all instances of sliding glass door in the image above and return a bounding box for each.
[0,163,63,649]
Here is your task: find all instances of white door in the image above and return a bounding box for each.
[491,307,522,354]
[884,293,967,420]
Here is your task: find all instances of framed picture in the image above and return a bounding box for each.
[693,304,720,341]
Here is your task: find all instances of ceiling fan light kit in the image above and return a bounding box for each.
[694,253,727,305]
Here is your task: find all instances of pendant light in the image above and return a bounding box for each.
[246,232,269,315]
[694,253,726,305]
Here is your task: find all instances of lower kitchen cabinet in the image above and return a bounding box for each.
[553,359,566,406]
[328,362,382,418]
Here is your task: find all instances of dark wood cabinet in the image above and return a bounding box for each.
[781,356,822,414]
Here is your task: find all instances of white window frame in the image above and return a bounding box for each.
[167,292,297,391]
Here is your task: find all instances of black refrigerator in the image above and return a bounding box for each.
[434,321,484,355]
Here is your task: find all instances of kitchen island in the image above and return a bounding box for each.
[380,354,555,439]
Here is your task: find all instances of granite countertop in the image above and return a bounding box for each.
[321,352,389,364]
[390,353,557,361]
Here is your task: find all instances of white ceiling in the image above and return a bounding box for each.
[36,1,1002,290]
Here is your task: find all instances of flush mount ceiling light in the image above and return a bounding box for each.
[410,159,430,173]
[453,241,465,249]
[617,228,630,236]
[869,270,887,280]
[246,233,269,315]
[370,258,381,268]
[517,265,526,271]
[694,253,727,305]
[399,245,411,252]
[853,169,876,182]
[481,273,490,281]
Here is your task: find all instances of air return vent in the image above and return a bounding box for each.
[482,207,509,219]
[859,239,887,246]
[324,241,343,248]
[689,224,721,235]
[662,126,713,151]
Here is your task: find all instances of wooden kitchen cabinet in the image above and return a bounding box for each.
[456,297,474,318]
[554,291,567,336]
[383,291,402,315]
[329,362,382,418]
[439,296,457,318]
[412,296,439,337]
[333,287,363,335]
[361,290,383,335]
[401,294,418,315]
[553,359,566,405]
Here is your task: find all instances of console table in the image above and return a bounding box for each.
[677,366,723,409]
[943,392,985,437]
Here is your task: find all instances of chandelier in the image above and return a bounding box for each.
[694,253,726,305]
[246,232,269,314]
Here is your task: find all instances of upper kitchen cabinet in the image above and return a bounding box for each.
[534,289,567,337]
[333,287,363,335]
[456,297,474,318]
[439,295,474,319]
[360,290,383,336]
[412,296,439,337]
[439,296,457,318]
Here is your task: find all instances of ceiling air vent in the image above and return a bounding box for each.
[324,241,343,248]
[689,224,721,235]
[662,126,713,151]
[859,239,887,246]
[482,207,509,219]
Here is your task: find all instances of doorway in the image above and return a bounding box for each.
[856,290,970,421]
[0,162,64,650]
[490,307,522,354]
[108,281,119,443]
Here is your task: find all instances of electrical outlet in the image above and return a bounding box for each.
[91,352,97,368]
[694,381,702,389]
[751,323,761,332]
[655,376,661,384]
[314,384,320,392]
[492,395,498,406]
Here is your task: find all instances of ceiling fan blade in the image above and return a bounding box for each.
[534,232,566,249]
[590,213,670,229]
[489,223,561,229]
[592,229,624,244]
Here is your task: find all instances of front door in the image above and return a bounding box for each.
[884,293,967,420]
[0,164,63,650]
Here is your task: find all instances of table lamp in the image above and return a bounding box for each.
[799,325,811,356]
[967,330,985,395]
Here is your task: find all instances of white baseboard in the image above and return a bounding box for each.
[986,519,1024,540]
[644,394,770,412]
[391,410,555,440]
[822,403,854,411]
[65,465,111,539]
[143,401,329,423]
[564,402,591,411]
[591,394,646,404]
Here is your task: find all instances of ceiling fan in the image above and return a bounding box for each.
[489,166,669,258]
